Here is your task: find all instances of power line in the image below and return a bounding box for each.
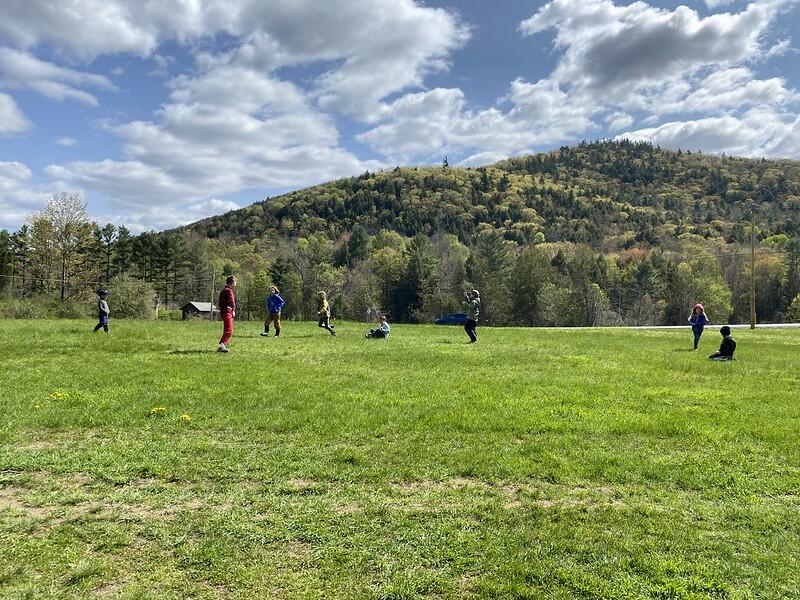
[0,273,216,287]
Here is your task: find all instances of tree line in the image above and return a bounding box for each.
[2,141,800,324]
[2,193,800,325]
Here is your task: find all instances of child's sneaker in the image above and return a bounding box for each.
[218,344,229,352]
[260,332,270,337]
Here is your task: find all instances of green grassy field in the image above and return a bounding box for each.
[0,319,799,599]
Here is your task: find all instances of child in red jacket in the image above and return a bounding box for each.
[218,275,237,352]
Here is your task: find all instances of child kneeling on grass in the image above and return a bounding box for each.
[365,314,390,339]
[709,325,736,361]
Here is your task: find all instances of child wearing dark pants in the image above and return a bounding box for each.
[689,303,709,351]
[709,326,736,360]
[261,286,285,337]
[462,290,480,343]
[316,291,336,336]
[93,290,110,333]
[365,315,390,339]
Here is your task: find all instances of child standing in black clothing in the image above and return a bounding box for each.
[709,326,736,360]
[93,289,110,333]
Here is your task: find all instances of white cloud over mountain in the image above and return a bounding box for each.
[0,0,799,229]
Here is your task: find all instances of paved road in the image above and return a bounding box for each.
[623,323,800,329]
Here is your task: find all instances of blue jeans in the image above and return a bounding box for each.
[692,325,704,349]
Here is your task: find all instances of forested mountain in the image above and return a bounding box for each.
[183,140,800,250]
[3,141,800,326]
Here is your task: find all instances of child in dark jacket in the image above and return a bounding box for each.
[688,303,709,351]
[709,326,736,360]
[462,290,480,343]
[93,289,110,333]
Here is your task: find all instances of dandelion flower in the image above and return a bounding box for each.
[33,404,41,410]
[180,414,191,422]
[149,406,167,416]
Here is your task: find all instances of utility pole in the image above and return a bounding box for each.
[750,201,756,330]
[210,267,216,322]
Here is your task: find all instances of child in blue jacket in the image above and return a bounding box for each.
[688,303,709,351]
[365,314,390,339]
[261,286,285,337]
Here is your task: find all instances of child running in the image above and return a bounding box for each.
[688,303,709,351]
[93,289,110,333]
[316,291,336,336]
[217,275,237,352]
[463,289,480,343]
[261,286,285,337]
[709,326,736,360]
[365,314,390,339]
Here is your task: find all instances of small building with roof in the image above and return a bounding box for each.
[181,301,218,320]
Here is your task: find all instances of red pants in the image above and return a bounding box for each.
[220,311,233,345]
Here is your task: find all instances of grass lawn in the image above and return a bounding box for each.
[0,319,799,599]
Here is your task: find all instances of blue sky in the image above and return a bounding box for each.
[1,0,799,232]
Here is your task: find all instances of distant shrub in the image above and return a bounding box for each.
[788,295,800,323]
[0,298,46,319]
[54,299,92,319]
[157,309,182,320]
[107,274,155,319]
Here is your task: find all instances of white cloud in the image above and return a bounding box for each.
[0,48,115,106]
[0,0,468,121]
[617,107,800,157]
[519,0,792,103]
[705,0,736,8]
[360,0,800,166]
[3,0,800,230]
[605,112,635,131]
[763,38,795,59]
[0,1,229,60]
[357,79,597,162]
[0,161,32,190]
[0,92,30,134]
[2,1,466,228]
[0,161,56,229]
[94,198,244,234]
[44,60,384,226]
[55,137,77,147]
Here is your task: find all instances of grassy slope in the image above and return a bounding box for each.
[0,320,799,599]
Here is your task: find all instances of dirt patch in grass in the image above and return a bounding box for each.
[14,440,59,451]
[93,581,122,597]
[0,486,50,518]
[0,486,50,519]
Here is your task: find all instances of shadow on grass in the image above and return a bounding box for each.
[168,349,211,355]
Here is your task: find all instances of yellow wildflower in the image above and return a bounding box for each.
[149,406,167,415]
[180,414,191,422]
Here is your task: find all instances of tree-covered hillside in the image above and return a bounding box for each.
[184,140,800,249]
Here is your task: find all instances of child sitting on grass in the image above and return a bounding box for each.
[709,325,736,361]
[365,314,390,339]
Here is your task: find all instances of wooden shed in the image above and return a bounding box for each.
[181,301,218,320]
